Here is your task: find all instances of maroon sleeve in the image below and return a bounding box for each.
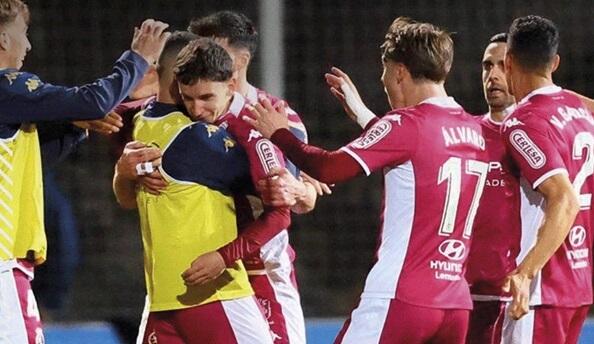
[217,116,292,266]
[217,207,291,266]
[270,129,364,184]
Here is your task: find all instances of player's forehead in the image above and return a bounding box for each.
[180,79,226,96]
[482,42,506,63]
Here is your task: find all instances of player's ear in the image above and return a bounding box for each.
[227,76,237,95]
[234,50,251,71]
[551,54,560,73]
[0,31,10,51]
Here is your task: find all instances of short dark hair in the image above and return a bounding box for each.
[188,11,258,56]
[157,31,198,78]
[0,0,29,25]
[174,38,234,85]
[381,17,453,82]
[507,15,559,72]
[489,32,508,44]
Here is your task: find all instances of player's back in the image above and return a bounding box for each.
[502,87,594,306]
[358,98,488,309]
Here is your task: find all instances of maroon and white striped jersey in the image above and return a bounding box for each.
[502,85,594,307]
[343,97,488,309]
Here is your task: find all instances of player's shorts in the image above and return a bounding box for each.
[334,297,469,344]
[247,230,306,344]
[502,304,589,344]
[0,259,44,344]
[137,296,273,344]
[467,299,507,344]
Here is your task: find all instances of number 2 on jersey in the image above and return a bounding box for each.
[572,131,594,209]
[437,157,488,238]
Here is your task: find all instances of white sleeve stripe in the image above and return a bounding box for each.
[340,147,371,176]
[532,168,568,189]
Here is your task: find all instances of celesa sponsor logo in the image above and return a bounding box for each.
[256,140,280,173]
[509,129,546,169]
[351,120,392,149]
[438,239,466,261]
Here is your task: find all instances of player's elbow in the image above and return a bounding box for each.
[563,192,580,224]
[552,190,579,235]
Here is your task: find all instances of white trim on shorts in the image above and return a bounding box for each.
[0,260,29,344]
[260,231,306,344]
[339,298,391,344]
[222,296,274,344]
[136,295,150,344]
[501,303,535,344]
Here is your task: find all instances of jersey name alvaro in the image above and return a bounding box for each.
[342,97,488,309]
[502,86,594,307]
[466,114,521,299]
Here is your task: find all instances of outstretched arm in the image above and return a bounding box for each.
[0,19,169,124]
[243,98,366,184]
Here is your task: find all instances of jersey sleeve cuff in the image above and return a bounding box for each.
[121,50,150,71]
[340,147,371,176]
[532,168,568,189]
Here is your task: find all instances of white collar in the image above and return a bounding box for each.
[228,92,246,117]
[419,96,462,109]
[246,84,258,103]
[518,85,562,105]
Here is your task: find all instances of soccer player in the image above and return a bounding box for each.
[464,32,519,344]
[499,15,592,343]
[113,32,272,343]
[188,11,315,343]
[173,39,295,293]
[246,17,488,343]
[0,0,169,342]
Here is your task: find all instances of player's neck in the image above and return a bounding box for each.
[156,84,175,105]
[405,82,448,107]
[236,71,250,97]
[489,109,506,123]
[513,73,554,103]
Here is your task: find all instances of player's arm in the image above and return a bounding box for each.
[182,120,292,286]
[256,167,319,213]
[215,118,292,265]
[112,141,163,209]
[244,98,416,184]
[0,20,169,124]
[502,116,579,319]
[39,112,124,169]
[503,174,578,319]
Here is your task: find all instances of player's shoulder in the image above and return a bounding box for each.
[0,70,43,94]
[502,105,547,134]
[178,121,238,151]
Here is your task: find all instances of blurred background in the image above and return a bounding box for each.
[23,0,594,342]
